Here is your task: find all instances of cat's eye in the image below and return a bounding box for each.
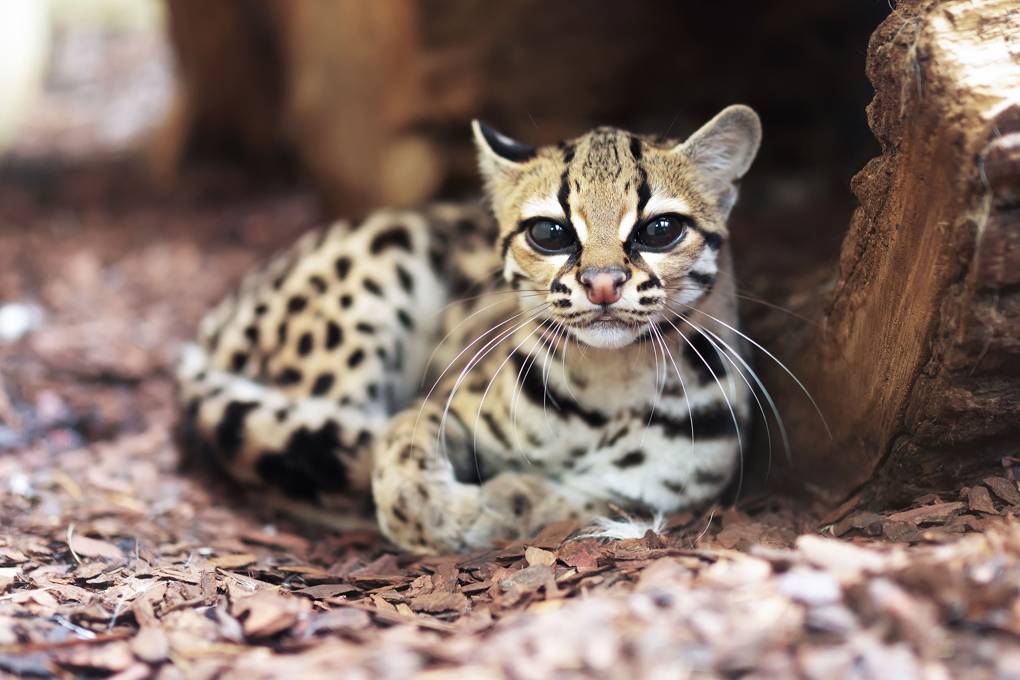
[632,214,690,251]
[524,218,577,254]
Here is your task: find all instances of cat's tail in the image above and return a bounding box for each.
[173,343,382,520]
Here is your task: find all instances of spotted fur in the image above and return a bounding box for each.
[175,105,762,553]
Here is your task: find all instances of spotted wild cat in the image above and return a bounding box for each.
[175,105,762,553]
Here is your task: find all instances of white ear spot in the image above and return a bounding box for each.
[676,105,762,185]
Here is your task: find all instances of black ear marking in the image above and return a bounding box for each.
[477,121,538,163]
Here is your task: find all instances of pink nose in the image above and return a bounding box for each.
[579,268,628,305]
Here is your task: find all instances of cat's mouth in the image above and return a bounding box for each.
[565,311,648,349]
[589,312,642,329]
[553,307,652,333]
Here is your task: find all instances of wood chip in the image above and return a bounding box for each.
[963,485,998,515]
[209,553,257,569]
[500,565,554,593]
[558,540,601,572]
[0,567,20,594]
[409,591,470,614]
[524,546,557,567]
[55,641,134,673]
[886,502,966,526]
[529,521,579,548]
[129,627,169,664]
[68,534,124,562]
[233,589,305,639]
[882,521,921,543]
[832,512,885,537]
[984,477,1020,506]
[295,583,359,599]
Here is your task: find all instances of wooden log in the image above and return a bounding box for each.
[765,0,1020,504]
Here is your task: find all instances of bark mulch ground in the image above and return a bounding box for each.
[2,164,1020,680]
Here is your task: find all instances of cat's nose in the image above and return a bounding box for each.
[579,267,629,305]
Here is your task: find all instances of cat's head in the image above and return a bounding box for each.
[473,105,761,349]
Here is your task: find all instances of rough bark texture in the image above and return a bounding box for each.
[769,0,1020,504]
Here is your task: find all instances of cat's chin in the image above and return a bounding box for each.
[569,320,641,349]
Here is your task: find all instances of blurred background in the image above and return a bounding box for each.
[0,0,889,477]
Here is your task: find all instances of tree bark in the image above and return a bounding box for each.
[766,0,1020,505]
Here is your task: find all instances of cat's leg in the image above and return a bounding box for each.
[372,400,600,553]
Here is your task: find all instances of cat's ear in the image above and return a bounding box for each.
[472,120,536,183]
[675,105,761,215]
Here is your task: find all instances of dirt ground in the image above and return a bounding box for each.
[3,16,1020,680]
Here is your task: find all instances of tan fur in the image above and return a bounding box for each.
[177,106,762,554]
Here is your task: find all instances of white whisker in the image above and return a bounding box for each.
[471,318,554,464]
[557,322,581,403]
[671,301,831,438]
[649,322,694,444]
[436,306,551,461]
[666,305,792,466]
[540,321,568,432]
[412,306,533,453]
[419,290,549,389]
[641,322,668,448]
[655,314,744,500]
[509,320,560,463]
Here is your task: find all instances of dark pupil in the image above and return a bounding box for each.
[641,216,682,248]
[530,220,573,251]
